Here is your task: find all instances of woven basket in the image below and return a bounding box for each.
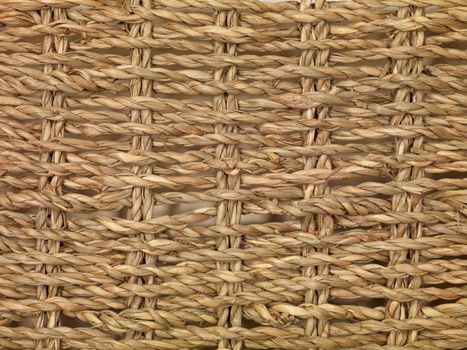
[0,0,465,349]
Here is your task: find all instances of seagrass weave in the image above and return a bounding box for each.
[0,0,466,349]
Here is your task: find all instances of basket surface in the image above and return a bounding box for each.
[0,0,465,349]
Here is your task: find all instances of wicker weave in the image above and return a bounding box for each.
[0,0,465,349]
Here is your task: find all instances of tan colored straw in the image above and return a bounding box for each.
[0,0,465,349]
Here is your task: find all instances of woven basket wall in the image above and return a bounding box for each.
[0,0,466,349]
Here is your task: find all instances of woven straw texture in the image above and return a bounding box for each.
[0,0,466,349]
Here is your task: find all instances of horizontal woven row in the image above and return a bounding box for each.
[0,0,465,349]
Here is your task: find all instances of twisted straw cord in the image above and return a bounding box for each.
[300,0,333,339]
[214,7,242,350]
[387,4,426,346]
[34,6,68,350]
[0,1,464,348]
[122,0,156,341]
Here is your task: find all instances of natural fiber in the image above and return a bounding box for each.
[0,0,465,349]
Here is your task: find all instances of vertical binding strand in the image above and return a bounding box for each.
[35,6,68,350]
[124,0,155,340]
[299,0,333,340]
[214,8,242,350]
[387,4,426,346]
